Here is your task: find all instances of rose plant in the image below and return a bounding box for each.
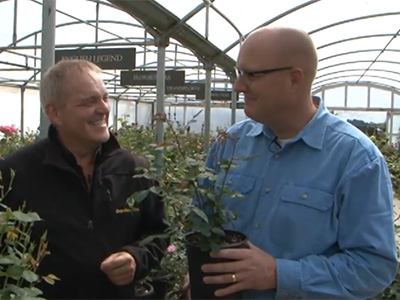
[0,171,58,299]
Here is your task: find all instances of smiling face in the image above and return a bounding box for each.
[234,32,294,124]
[46,68,110,152]
[234,27,318,126]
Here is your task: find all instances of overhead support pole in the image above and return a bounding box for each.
[183,97,187,128]
[12,0,18,46]
[155,36,169,175]
[20,86,25,139]
[135,100,139,124]
[39,0,56,138]
[95,0,100,44]
[231,81,237,125]
[113,98,119,131]
[204,62,213,153]
[389,111,394,145]
[385,111,390,137]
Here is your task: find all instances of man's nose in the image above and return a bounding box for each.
[97,99,110,114]
[234,76,247,93]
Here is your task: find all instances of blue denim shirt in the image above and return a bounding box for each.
[206,102,397,299]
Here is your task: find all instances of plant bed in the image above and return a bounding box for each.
[186,230,247,300]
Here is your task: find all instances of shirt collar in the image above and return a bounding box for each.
[245,99,329,150]
[245,122,277,141]
[246,122,264,137]
[299,102,328,150]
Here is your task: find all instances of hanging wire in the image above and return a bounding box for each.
[357,27,400,83]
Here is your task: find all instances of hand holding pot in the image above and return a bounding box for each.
[182,274,192,299]
[202,241,276,297]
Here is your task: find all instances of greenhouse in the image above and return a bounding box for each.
[1,0,400,144]
[1,0,400,299]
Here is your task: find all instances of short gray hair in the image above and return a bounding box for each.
[40,59,102,109]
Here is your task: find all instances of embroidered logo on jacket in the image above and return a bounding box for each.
[115,207,139,214]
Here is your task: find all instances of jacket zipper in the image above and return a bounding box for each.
[86,175,94,231]
[87,219,94,230]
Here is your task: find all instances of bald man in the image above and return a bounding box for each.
[199,27,397,299]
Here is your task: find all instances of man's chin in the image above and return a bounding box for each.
[244,109,264,124]
[99,132,110,143]
[244,106,253,118]
[91,131,110,144]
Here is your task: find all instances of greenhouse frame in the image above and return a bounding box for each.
[1,0,400,150]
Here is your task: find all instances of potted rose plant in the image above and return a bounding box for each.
[136,114,247,299]
[145,243,186,299]
[133,279,155,299]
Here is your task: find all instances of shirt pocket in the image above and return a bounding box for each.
[223,174,256,195]
[270,185,335,257]
[280,185,333,212]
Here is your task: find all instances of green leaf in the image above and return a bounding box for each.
[22,270,39,283]
[6,264,25,279]
[8,283,25,296]
[0,289,12,299]
[0,256,16,265]
[209,241,221,252]
[138,232,171,246]
[129,190,149,205]
[21,286,43,297]
[211,227,225,236]
[42,273,59,285]
[12,211,41,223]
[198,226,211,237]
[191,207,208,223]
[149,186,162,195]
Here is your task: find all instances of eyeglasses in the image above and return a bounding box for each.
[236,66,293,84]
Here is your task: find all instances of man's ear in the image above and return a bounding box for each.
[290,67,305,88]
[45,102,62,126]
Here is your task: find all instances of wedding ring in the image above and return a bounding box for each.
[232,273,237,283]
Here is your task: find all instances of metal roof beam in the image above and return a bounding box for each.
[107,0,237,78]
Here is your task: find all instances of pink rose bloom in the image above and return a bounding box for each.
[0,124,18,135]
[167,245,178,253]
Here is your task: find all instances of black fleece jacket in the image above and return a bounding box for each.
[0,126,168,299]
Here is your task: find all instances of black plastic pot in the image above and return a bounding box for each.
[185,230,247,300]
[149,273,173,299]
[134,281,155,299]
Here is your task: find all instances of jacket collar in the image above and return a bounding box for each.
[246,99,329,150]
[43,125,121,171]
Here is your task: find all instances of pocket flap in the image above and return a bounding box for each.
[224,174,256,194]
[280,185,333,212]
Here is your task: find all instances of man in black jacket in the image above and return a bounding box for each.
[0,59,168,299]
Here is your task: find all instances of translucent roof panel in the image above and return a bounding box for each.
[154,0,400,91]
[1,0,400,98]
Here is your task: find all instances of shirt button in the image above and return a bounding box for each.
[255,223,260,229]
[274,154,279,159]
[302,193,308,200]
[265,187,271,194]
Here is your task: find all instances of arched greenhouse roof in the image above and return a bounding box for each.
[2,0,400,147]
[1,0,399,99]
